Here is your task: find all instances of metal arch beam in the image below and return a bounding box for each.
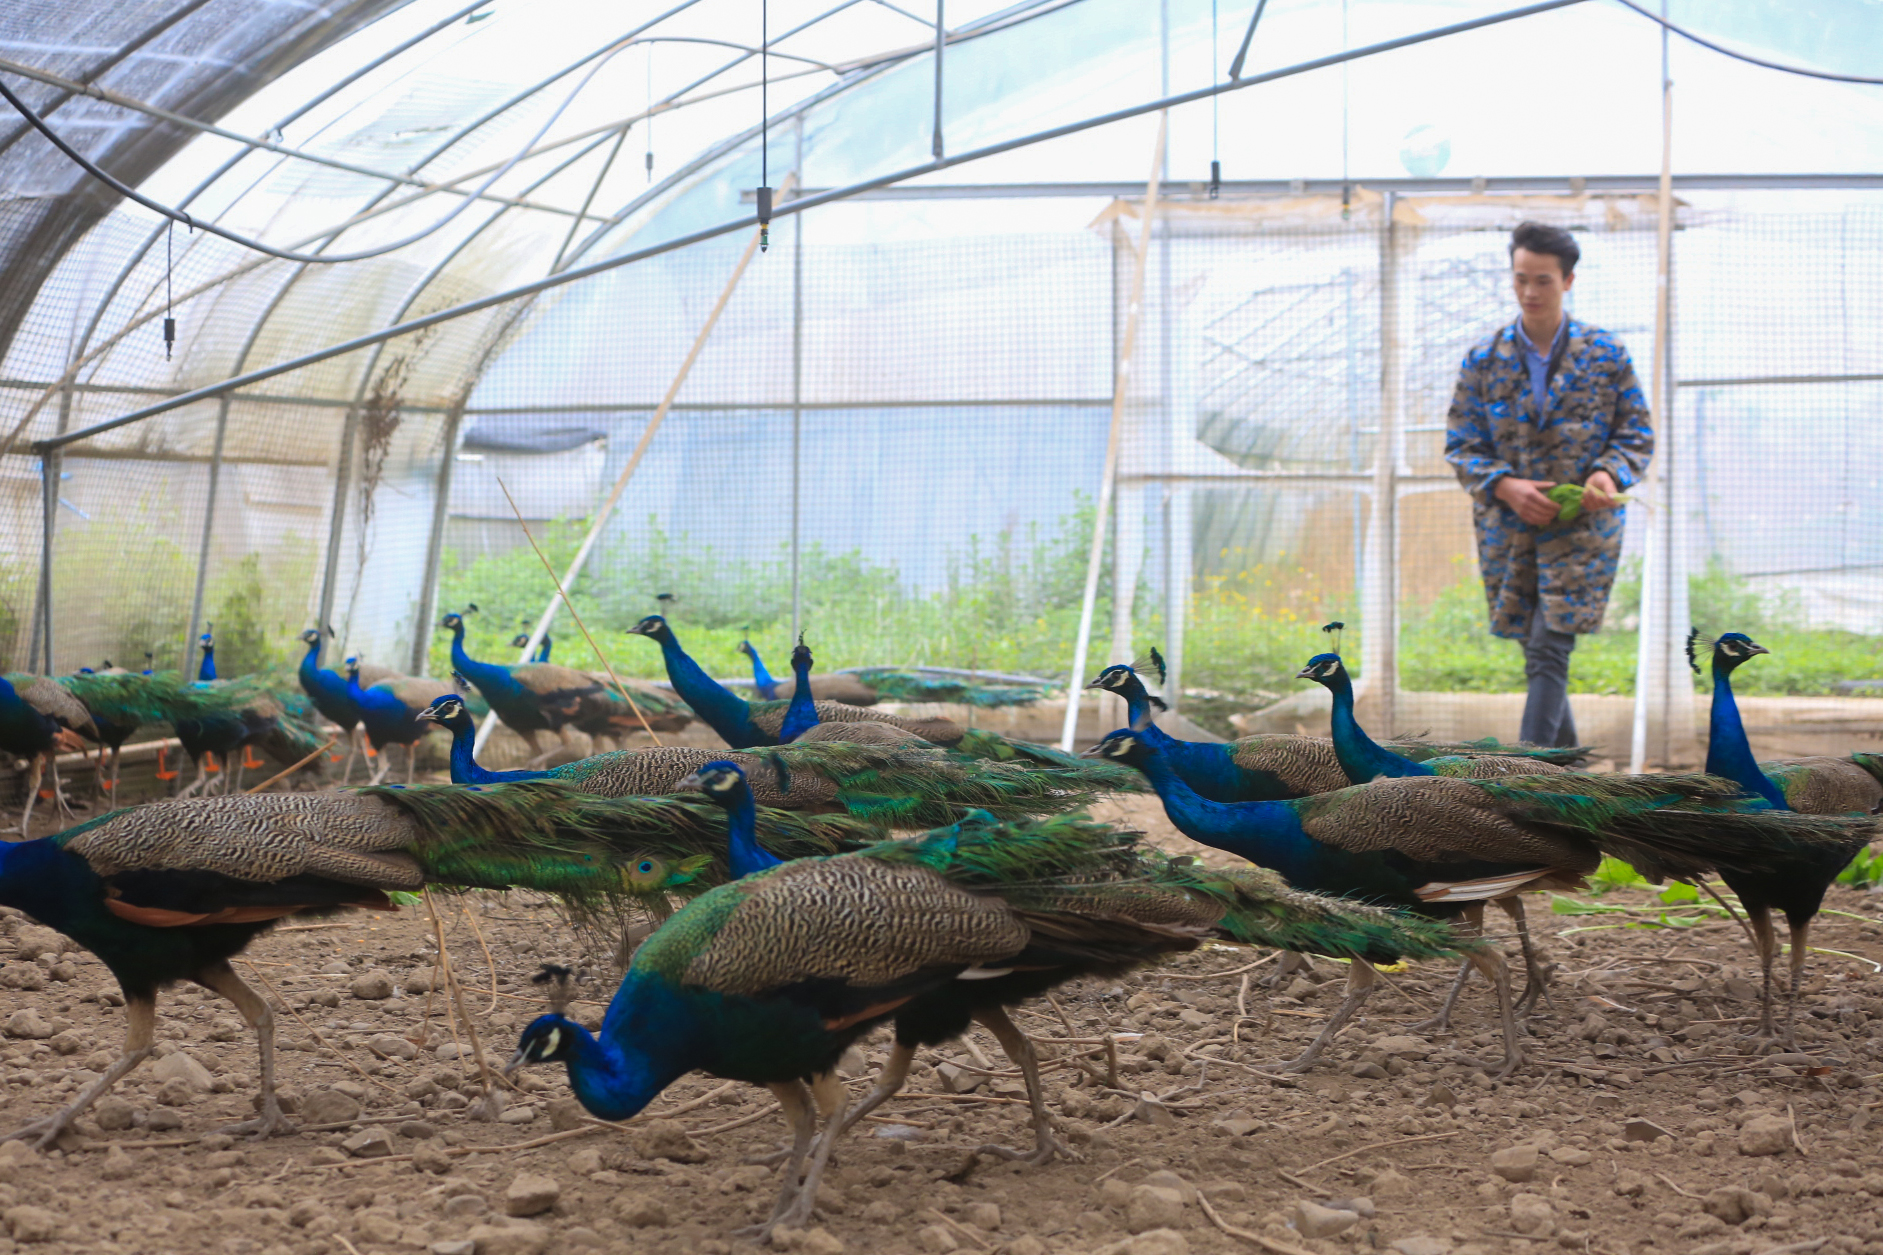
[0,0,217,159]
[37,0,1599,456]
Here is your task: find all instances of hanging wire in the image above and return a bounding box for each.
[756,0,774,251]
[1208,0,1220,198]
[162,218,176,359]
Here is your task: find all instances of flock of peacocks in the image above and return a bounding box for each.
[0,610,1877,1242]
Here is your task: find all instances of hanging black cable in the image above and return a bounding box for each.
[755,0,774,252]
[1209,0,1220,198]
[163,219,178,359]
[644,42,655,182]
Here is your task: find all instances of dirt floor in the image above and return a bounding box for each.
[2,786,1881,1255]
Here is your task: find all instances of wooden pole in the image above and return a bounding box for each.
[1631,6,1674,773]
[1059,115,1167,753]
[471,175,794,754]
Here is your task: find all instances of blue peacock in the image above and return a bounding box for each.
[295,628,400,783]
[1088,726,1876,1074]
[415,692,1117,831]
[505,808,1472,1234]
[740,638,1052,708]
[1690,630,1883,1043]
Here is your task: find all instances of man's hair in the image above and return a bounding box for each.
[1509,221,1580,275]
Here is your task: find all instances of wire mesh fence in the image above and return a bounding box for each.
[1,187,1877,754]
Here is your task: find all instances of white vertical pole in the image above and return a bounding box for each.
[1360,191,1402,734]
[1631,4,1675,772]
[1059,115,1167,753]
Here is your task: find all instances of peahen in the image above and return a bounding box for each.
[443,608,649,764]
[415,692,1114,830]
[1088,654,1588,804]
[346,661,458,785]
[1692,631,1883,1044]
[0,672,95,833]
[680,762,1469,1165]
[0,779,803,1149]
[1298,650,1573,1018]
[504,809,1462,1234]
[630,615,1122,780]
[1088,727,1877,1074]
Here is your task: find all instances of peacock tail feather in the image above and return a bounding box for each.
[1852,752,1883,791]
[848,670,1054,708]
[1392,737,1592,767]
[59,671,191,726]
[955,727,1147,791]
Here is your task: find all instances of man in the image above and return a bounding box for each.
[1445,221,1652,748]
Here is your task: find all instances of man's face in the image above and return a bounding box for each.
[1511,247,1574,325]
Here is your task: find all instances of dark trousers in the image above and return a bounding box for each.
[1520,612,1579,747]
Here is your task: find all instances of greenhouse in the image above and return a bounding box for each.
[2,0,1880,771]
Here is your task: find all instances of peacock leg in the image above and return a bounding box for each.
[406,743,416,786]
[1466,949,1524,1076]
[230,756,247,796]
[3,994,156,1149]
[193,961,293,1139]
[47,759,75,821]
[969,1005,1082,1165]
[177,754,211,799]
[1277,961,1378,1074]
[834,1042,916,1137]
[772,1083,849,1232]
[1783,917,1811,1050]
[109,745,123,799]
[340,727,360,785]
[739,1080,816,1239]
[1744,906,1780,1049]
[368,741,391,786]
[1412,903,1486,1034]
[523,730,557,769]
[1262,950,1315,989]
[15,754,43,834]
[1500,896,1556,1017]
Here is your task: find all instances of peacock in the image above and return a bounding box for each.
[505,809,1466,1235]
[630,615,1128,782]
[679,761,1469,1165]
[1088,727,1877,1074]
[739,639,1053,709]
[740,639,877,706]
[510,631,552,664]
[1692,631,1883,1044]
[60,666,173,799]
[171,632,263,797]
[0,672,95,833]
[1088,652,1588,804]
[296,629,399,783]
[415,692,1114,830]
[345,662,461,785]
[0,778,875,1150]
[443,608,656,763]
[1297,649,1574,1018]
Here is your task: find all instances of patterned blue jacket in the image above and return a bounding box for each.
[1445,317,1653,639]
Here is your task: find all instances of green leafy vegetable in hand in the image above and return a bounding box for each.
[1545,482,1632,522]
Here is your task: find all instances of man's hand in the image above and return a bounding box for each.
[1581,469,1621,512]
[1494,476,1561,527]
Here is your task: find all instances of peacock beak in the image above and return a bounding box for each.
[503,1049,529,1076]
[1295,665,1316,680]
[1746,643,1770,656]
[414,709,439,724]
[676,770,705,791]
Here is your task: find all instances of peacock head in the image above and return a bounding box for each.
[627,615,672,642]
[415,694,470,732]
[344,656,362,679]
[1087,664,1135,692]
[200,631,214,652]
[1296,653,1348,685]
[1082,729,1151,767]
[678,760,751,807]
[299,628,321,647]
[1707,631,1769,675]
[509,633,529,650]
[790,636,813,674]
[508,1013,580,1072]
[737,639,756,659]
[441,605,478,634]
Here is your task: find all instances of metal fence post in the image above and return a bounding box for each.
[184,396,230,668]
[1361,191,1402,733]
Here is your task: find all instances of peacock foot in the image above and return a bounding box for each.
[1484,1048,1525,1080]
[219,1108,295,1141]
[2,1110,76,1152]
[970,1128,1083,1167]
[741,1141,795,1168]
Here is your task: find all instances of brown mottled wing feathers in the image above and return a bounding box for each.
[789,722,927,747]
[1295,776,1599,868]
[1427,756,1571,779]
[1228,734,1350,795]
[1762,756,1883,815]
[562,748,840,809]
[683,860,1028,995]
[16,676,96,736]
[65,794,427,890]
[749,701,963,746]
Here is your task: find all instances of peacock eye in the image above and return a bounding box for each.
[637,861,654,874]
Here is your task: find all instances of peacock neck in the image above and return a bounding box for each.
[1132,748,1312,878]
[723,788,782,879]
[746,647,779,700]
[655,631,760,748]
[444,718,544,785]
[553,1017,679,1123]
[450,625,521,701]
[0,838,76,923]
[198,648,216,682]
[535,636,551,664]
[778,655,819,742]
[1707,663,1787,810]
[299,640,321,683]
[1325,670,1430,783]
